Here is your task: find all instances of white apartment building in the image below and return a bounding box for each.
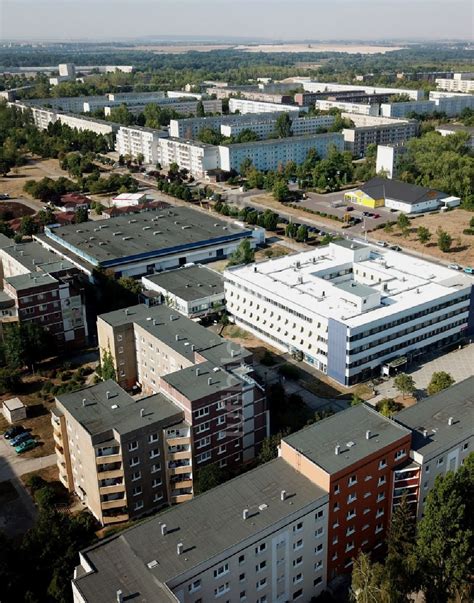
[218,133,344,173]
[169,112,285,139]
[299,80,424,101]
[381,96,474,118]
[221,115,336,139]
[115,125,168,164]
[315,99,379,116]
[395,377,473,519]
[435,73,474,93]
[167,90,203,100]
[229,98,304,115]
[342,114,418,157]
[72,458,329,603]
[156,137,220,176]
[224,241,473,386]
[375,144,408,178]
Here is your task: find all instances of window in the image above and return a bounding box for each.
[188,580,201,593]
[197,451,211,463]
[153,492,163,503]
[196,422,210,433]
[348,475,357,487]
[333,502,340,512]
[315,526,324,538]
[149,448,160,459]
[346,526,355,536]
[148,433,159,443]
[315,543,323,554]
[375,523,384,534]
[257,597,267,603]
[217,430,226,440]
[345,541,355,552]
[216,401,225,411]
[376,508,384,518]
[152,478,162,488]
[314,576,323,586]
[256,560,266,572]
[332,536,338,545]
[195,407,209,418]
[377,492,385,502]
[196,436,211,449]
[293,573,303,584]
[347,509,356,520]
[239,573,245,582]
[129,456,139,467]
[333,484,340,494]
[218,445,226,455]
[255,543,266,555]
[378,476,387,486]
[256,578,267,590]
[213,563,229,579]
[293,588,303,600]
[151,463,161,473]
[437,457,444,466]
[314,560,323,570]
[217,416,226,426]
[347,493,357,504]
[239,554,245,564]
[214,582,230,597]
[131,471,141,481]
[293,539,303,551]
[463,442,469,450]
[315,509,324,519]
[379,459,387,469]
[293,556,303,567]
[133,500,143,511]
[425,465,430,473]
[293,521,303,533]
[395,449,406,460]
[128,441,138,451]
[240,591,246,601]
[132,485,142,496]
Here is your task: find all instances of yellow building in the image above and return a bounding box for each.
[344,188,384,208]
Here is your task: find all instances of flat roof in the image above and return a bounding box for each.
[44,207,250,267]
[437,123,474,135]
[395,377,474,461]
[225,242,473,328]
[74,457,328,602]
[56,380,181,437]
[224,132,339,149]
[143,264,224,301]
[5,272,58,291]
[0,240,69,272]
[162,360,241,401]
[335,280,378,298]
[283,404,410,474]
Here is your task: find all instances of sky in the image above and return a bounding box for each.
[1,0,473,42]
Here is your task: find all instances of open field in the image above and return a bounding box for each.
[236,43,405,54]
[126,44,234,53]
[0,157,70,201]
[371,209,474,267]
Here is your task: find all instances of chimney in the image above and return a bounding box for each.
[191,344,195,352]
[280,490,286,502]
[243,508,249,520]
[335,444,341,455]
[448,416,454,426]
[208,377,212,386]
[177,542,184,555]
[423,429,428,438]
[152,318,156,326]
[196,367,200,376]
[161,523,167,536]
[116,591,124,603]
[82,398,87,407]
[140,408,145,418]
[175,334,179,341]
[230,349,235,357]
[366,430,371,440]
[125,308,129,315]
[106,391,111,399]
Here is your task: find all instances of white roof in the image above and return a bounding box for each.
[112,193,146,202]
[225,242,472,329]
[3,397,25,411]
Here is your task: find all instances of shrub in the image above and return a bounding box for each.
[278,364,301,380]
[26,474,47,493]
[34,486,57,509]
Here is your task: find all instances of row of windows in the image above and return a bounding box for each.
[129,449,160,466]
[128,434,159,450]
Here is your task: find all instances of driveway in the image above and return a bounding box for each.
[0,435,56,482]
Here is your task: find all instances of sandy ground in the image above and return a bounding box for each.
[0,158,70,201]
[371,209,474,266]
[236,43,405,54]
[127,44,234,53]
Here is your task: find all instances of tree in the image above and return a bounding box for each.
[258,433,282,463]
[196,100,205,118]
[376,397,402,417]
[296,224,309,242]
[118,276,142,296]
[427,371,455,396]
[19,215,38,237]
[240,157,254,177]
[351,394,364,406]
[194,464,223,494]
[393,373,415,399]
[261,209,279,231]
[227,239,255,267]
[74,207,88,224]
[417,225,432,244]
[350,551,389,603]
[100,347,117,382]
[0,367,22,394]
[416,460,473,603]
[197,127,223,145]
[1,323,54,370]
[272,179,290,202]
[285,222,298,239]
[274,112,292,138]
[37,207,55,226]
[437,228,452,252]
[397,213,410,235]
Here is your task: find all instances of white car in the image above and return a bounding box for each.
[448,263,462,270]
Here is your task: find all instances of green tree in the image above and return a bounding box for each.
[272,179,290,202]
[261,209,279,231]
[197,127,223,145]
[37,207,55,226]
[227,239,255,267]
[417,225,432,244]
[296,224,309,242]
[74,207,88,224]
[246,168,264,189]
[19,215,38,237]
[393,373,416,399]
[196,100,205,118]
[118,276,142,296]
[376,397,402,417]
[258,433,282,464]
[1,323,53,370]
[285,222,298,239]
[350,551,389,603]
[100,347,117,382]
[273,112,292,138]
[397,213,410,235]
[437,228,452,252]
[426,371,455,396]
[239,157,254,177]
[0,367,22,394]
[194,464,223,494]
[416,460,473,603]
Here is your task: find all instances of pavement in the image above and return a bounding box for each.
[0,435,56,482]
[372,343,474,404]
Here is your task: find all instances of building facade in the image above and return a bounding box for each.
[115,126,169,164]
[315,99,379,116]
[342,114,418,157]
[228,98,303,115]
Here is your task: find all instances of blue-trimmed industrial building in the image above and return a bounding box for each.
[35,207,264,279]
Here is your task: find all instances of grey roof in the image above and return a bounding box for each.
[0,234,13,249]
[143,265,224,302]
[332,239,367,251]
[99,303,167,328]
[437,123,474,135]
[0,240,65,272]
[162,360,241,401]
[73,458,328,603]
[5,272,58,291]
[395,377,474,461]
[56,380,182,438]
[0,291,15,307]
[360,177,448,205]
[283,404,410,474]
[224,132,338,149]
[335,280,377,298]
[43,207,250,267]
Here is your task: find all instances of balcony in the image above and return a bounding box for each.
[53,431,63,448]
[166,435,191,447]
[102,513,129,525]
[171,493,193,504]
[167,450,192,462]
[101,498,127,510]
[169,465,192,476]
[171,479,193,489]
[99,484,126,495]
[97,467,124,480]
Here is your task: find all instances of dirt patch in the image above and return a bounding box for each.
[0,157,70,201]
[236,43,405,55]
[0,201,35,221]
[255,244,293,262]
[372,209,474,266]
[21,464,59,487]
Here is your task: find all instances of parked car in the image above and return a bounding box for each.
[4,425,25,440]
[345,206,354,212]
[448,263,462,270]
[10,431,32,447]
[463,267,474,275]
[15,439,37,454]
[0,193,10,200]
[376,241,388,247]
[390,245,402,251]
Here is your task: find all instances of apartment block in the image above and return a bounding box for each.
[315,99,379,116]
[224,241,474,385]
[218,133,344,173]
[141,264,225,318]
[72,458,329,602]
[381,95,474,118]
[156,137,220,176]
[281,404,412,578]
[97,303,268,468]
[435,73,474,93]
[220,114,336,139]
[0,236,87,348]
[299,80,424,101]
[52,380,186,525]
[115,125,168,165]
[375,143,408,179]
[228,98,303,115]
[394,376,474,519]
[342,114,418,157]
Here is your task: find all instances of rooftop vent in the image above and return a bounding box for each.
[140,408,145,418]
[196,368,200,376]
[147,560,158,569]
[106,391,111,400]
[366,430,371,440]
[82,398,87,407]
[111,404,119,410]
[175,334,180,341]
[423,429,428,438]
[347,441,355,448]
[448,416,454,426]
[258,503,268,511]
[281,489,287,501]
[160,523,167,536]
[125,308,129,315]
[208,377,213,386]
[177,542,184,556]
[243,508,249,520]
[116,590,124,603]
[335,444,341,455]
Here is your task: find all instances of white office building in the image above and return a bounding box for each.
[218,133,344,173]
[315,99,379,116]
[116,125,168,164]
[224,241,473,386]
[229,98,303,115]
